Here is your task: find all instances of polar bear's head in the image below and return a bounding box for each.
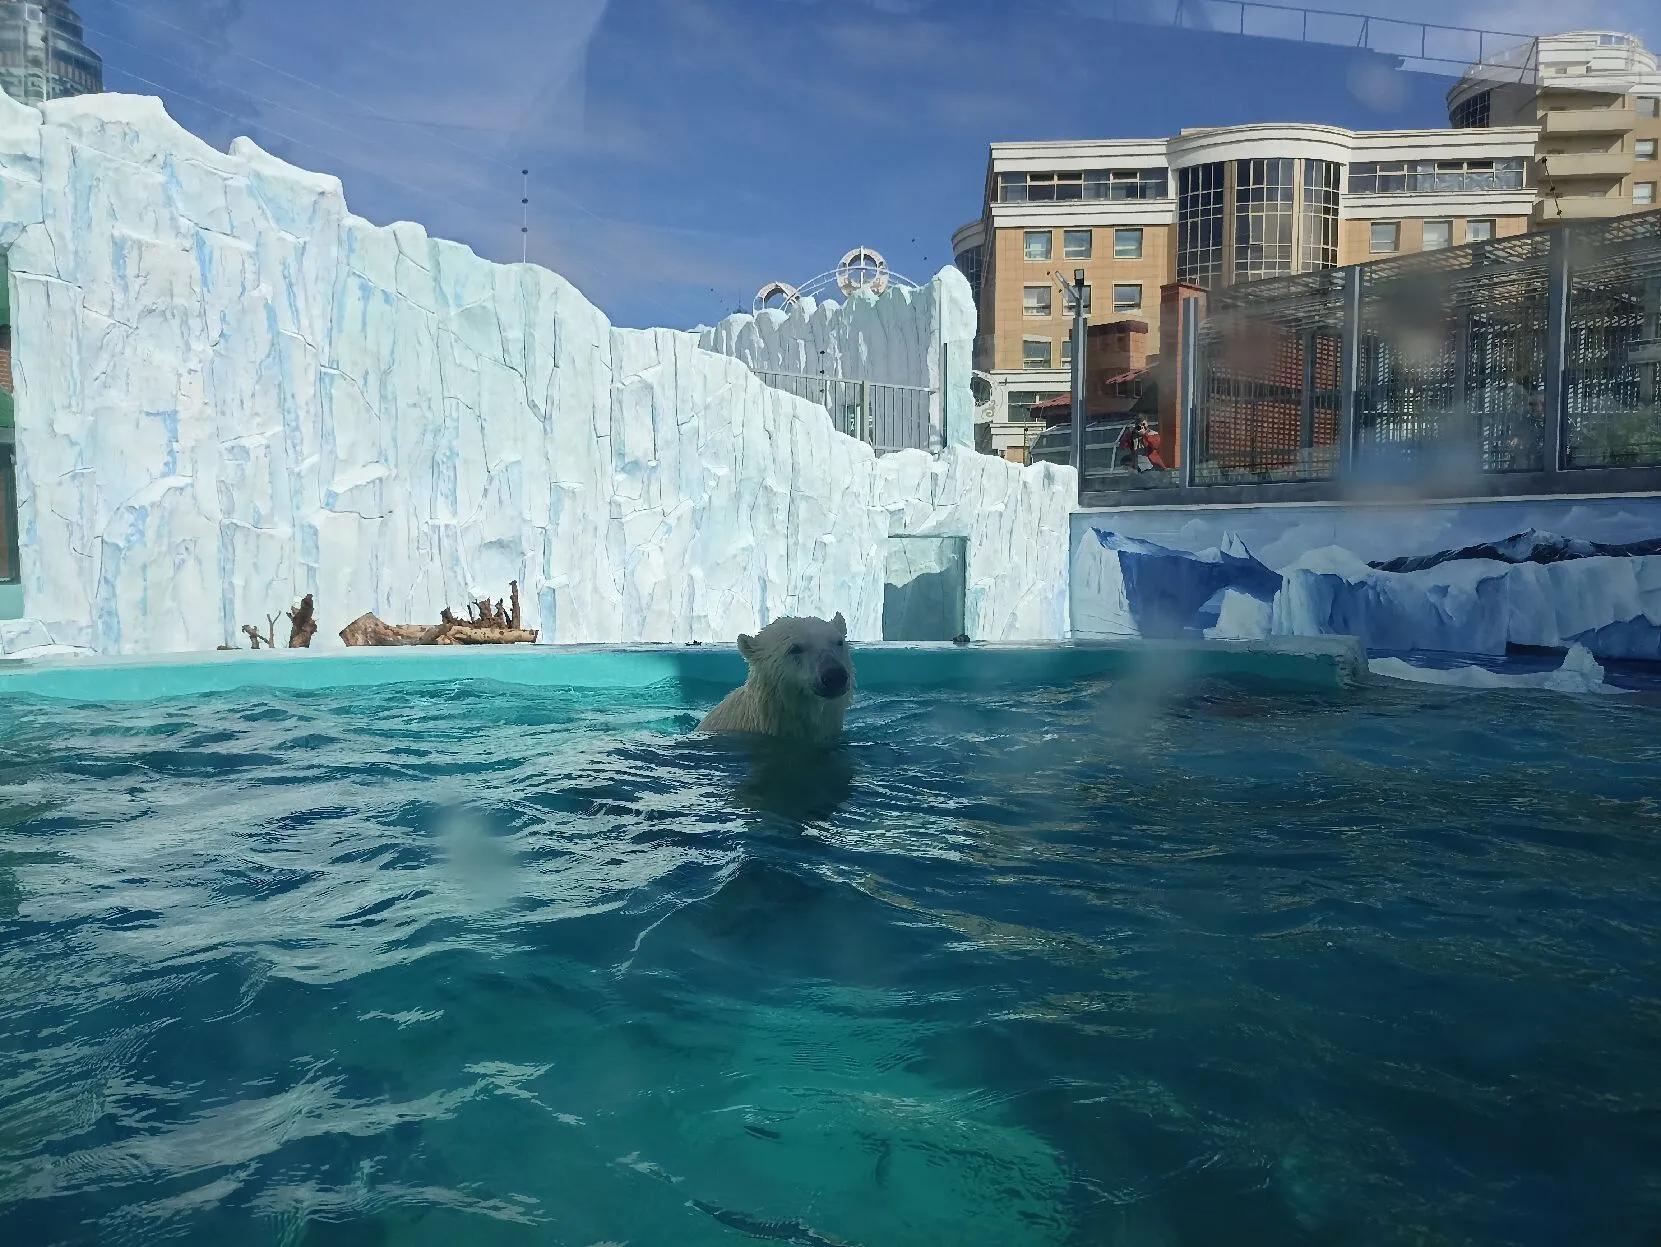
[737,612,856,707]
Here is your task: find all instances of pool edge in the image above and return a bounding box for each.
[0,637,1369,702]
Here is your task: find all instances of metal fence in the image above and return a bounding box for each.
[1187,207,1661,487]
[0,440,17,584]
[753,369,936,454]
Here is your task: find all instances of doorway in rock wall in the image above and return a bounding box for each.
[0,248,20,620]
[881,535,968,641]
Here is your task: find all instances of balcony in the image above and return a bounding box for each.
[1541,108,1638,136]
[1535,151,1630,179]
[1534,195,1635,221]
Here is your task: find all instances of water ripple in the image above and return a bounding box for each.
[0,675,1657,1245]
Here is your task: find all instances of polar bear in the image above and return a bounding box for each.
[696,613,856,744]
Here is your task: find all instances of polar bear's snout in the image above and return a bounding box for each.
[814,658,851,700]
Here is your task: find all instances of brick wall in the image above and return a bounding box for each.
[1202,325,1341,471]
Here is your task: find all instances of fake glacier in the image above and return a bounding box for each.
[1072,521,1661,662]
[0,89,1073,655]
[697,279,974,452]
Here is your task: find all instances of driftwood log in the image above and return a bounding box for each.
[239,614,279,649]
[340,580,537,647]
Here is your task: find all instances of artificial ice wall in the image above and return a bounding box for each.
[696,272,976,451]
[1071,497,1661,661]
[0,90,1072,655]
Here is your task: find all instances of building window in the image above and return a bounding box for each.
[1348,158,1526,194]
[1113,227,1144,259]
[1062,230,1092,259]
[1637,183,1657,206]
[1422,219,1453,251]
[1370,221,1400,254]
[1023,284,1052,317]
[1062,283,1092,317]
[1637,139,1658,161]
[1083,169,1168,201]
[1234,157,1296,281]
[1022,339,1053,369]
[997,168,1168,203]
[1024,230,1052,261]
[1638,97,1660,119]
[1466,218,1496,242]
[953,243,983,315]
[1299,159,1341,271]
[1451,90,1491,129]
[1060,338,1073,366]
[1177,162,1226,288]
[1112,283,1142,312]
[1007,390,1063,422]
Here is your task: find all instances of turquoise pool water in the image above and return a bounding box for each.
[0,663,1658,1245]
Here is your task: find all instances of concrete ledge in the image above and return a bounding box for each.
[1080,468,1661,509]
[0,636,1368,702]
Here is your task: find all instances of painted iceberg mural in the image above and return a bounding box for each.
[1071,529,1281,639]
[1369,644,1627,695]
[0,89,1073,654]
[1070,501,1661,662]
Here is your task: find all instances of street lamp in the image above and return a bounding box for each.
[1056,267,1088,483]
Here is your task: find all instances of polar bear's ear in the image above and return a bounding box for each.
[832,612,846,637]
[737,633,758,661]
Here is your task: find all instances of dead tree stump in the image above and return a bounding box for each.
[287,594,318,648]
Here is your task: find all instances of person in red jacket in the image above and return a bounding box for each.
[1118,417,1166,471]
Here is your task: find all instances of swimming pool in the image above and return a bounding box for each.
[0,647,1657,1245]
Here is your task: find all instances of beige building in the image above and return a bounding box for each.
[956,29,1661,461]
[1447,30,1661,225]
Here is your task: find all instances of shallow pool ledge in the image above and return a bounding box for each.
[0,636,1368,703]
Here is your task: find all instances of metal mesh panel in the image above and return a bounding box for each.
[1194,269,1346,483]
[755,370,935,454]
[866,381,932,453]
[1190,209,1661,484]
[1562,212,1661,468]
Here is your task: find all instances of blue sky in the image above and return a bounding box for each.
[77,0,1661,329]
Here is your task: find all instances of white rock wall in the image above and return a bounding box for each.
[696,270,977,450]
[0,89,1071,654]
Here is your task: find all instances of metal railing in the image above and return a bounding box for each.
[753,369,937,454]
[1171,208,1661,493]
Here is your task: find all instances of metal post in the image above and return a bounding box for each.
[1452,308,1471,453]
[1180,296,1200,490]
[858,380,871,446]
[1067,268,1087,492]
[1638,278,1659,406]
[1337,265,1365,477]
[1543,226,1570,475]
[1299,326,1317,467]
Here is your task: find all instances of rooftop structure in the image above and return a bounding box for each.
[0,0,102,106]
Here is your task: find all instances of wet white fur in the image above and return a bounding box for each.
[696,613,856,744]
